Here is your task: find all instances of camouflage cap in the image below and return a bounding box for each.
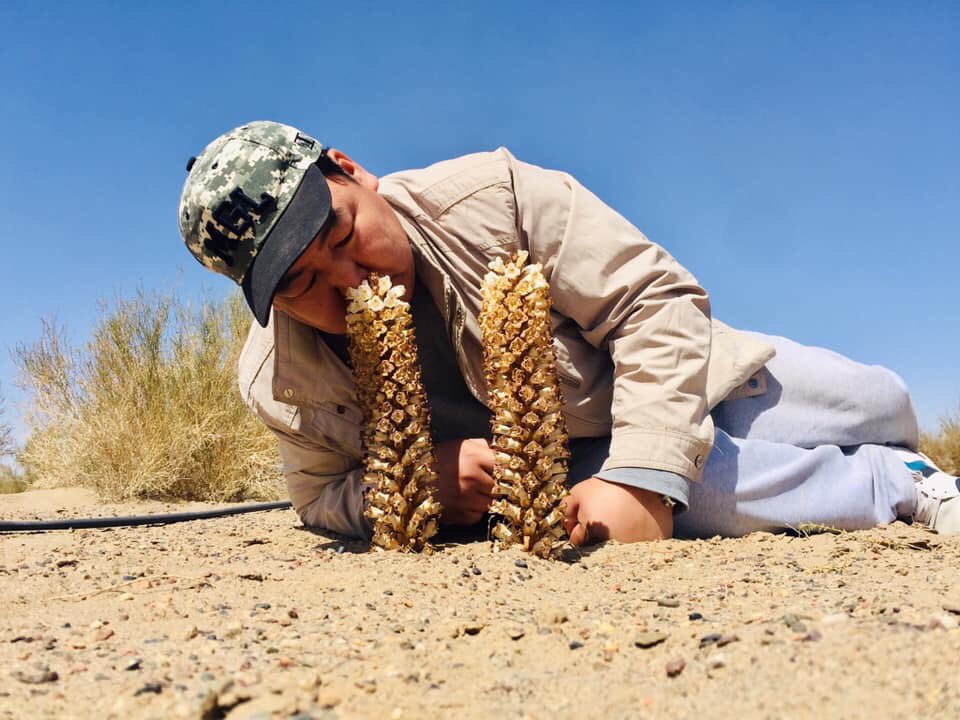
[178,121,333,327]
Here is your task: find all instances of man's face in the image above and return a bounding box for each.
[272,151,415,334]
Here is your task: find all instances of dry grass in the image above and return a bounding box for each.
[0,385,13,459]
[920,408,960,475]
[14,291,283,502]
[0,386,24,494]
[0,465,27,494]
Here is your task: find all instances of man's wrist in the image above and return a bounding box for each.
[593,467,690,513]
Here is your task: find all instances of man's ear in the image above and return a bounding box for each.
[326,149,379,191]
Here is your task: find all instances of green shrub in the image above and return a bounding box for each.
[14,290,283,502]
[920,408,960,476]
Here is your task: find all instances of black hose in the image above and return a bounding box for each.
[0,500,293,533]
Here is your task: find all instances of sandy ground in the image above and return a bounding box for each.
[2,488,959,720]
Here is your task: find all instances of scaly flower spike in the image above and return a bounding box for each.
[479,251,570,558]
[345,274,441,552]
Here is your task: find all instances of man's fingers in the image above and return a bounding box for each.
[461,473,495,500]
[465,492,493,514]
[563,494,581,537]
[569,522,588,546]
[477,445,497,474]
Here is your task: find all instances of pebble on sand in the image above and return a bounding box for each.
[633,631,668,649]
[665,658,686,678]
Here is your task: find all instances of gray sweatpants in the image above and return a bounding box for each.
[673,332,919,538]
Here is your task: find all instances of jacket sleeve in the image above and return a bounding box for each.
[269,423,372,540]
[237,323,371,540]
[506,150,714,481]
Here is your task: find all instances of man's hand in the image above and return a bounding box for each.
[433,438,496,525]
[564,477,673,545]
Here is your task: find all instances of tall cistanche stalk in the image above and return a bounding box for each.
[345,274,441,552]
[479,251,570,557]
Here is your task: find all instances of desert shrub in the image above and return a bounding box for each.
[0,464,27,494]
[0,387,24,493]
[0,385,13,458]
[14,290,283,502]
[920,408,960,476]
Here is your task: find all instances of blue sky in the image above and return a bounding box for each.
[1,1,957,440]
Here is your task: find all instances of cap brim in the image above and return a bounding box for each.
[243,163,333,327]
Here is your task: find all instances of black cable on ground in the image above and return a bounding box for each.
[0,500,293,533]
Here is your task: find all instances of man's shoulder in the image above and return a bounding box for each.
[379,147,518,219]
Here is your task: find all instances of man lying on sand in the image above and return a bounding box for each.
[177,121,960,544]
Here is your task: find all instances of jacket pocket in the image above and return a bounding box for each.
[308,403,363,458]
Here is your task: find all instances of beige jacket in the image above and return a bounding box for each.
[238,148,775,538]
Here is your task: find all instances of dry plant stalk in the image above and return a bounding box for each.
[345,274,441,552]
[480,251,570,557]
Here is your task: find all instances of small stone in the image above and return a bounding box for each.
[133,681,163,696]
[799,630,823,642]
[716,634,739,648]
[316,688,343,708]
[123,658,142,671]
[224,622,243,639]
[514,559,528,569]
[665,658,686,677]
[688,612,704,621]
[707,653,726,670]
[929,614,959,630]
[507,627,525,641]
[783,613,807,633]
[699,633,723,649]
[355,677,377,693]
[536,606,568,625]
[471,567,482,576]
[183,626,199,641]
[463,623,484,636]
[118,593,135,602]
[633,631,668,649]
[254,602,271,610]
[568,641,584,650]
[93,628,114,642]
[11,665,58,684]
[657,597,680,608]
[943,604,960,616]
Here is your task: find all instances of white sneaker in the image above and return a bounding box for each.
[894,450,960,535]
